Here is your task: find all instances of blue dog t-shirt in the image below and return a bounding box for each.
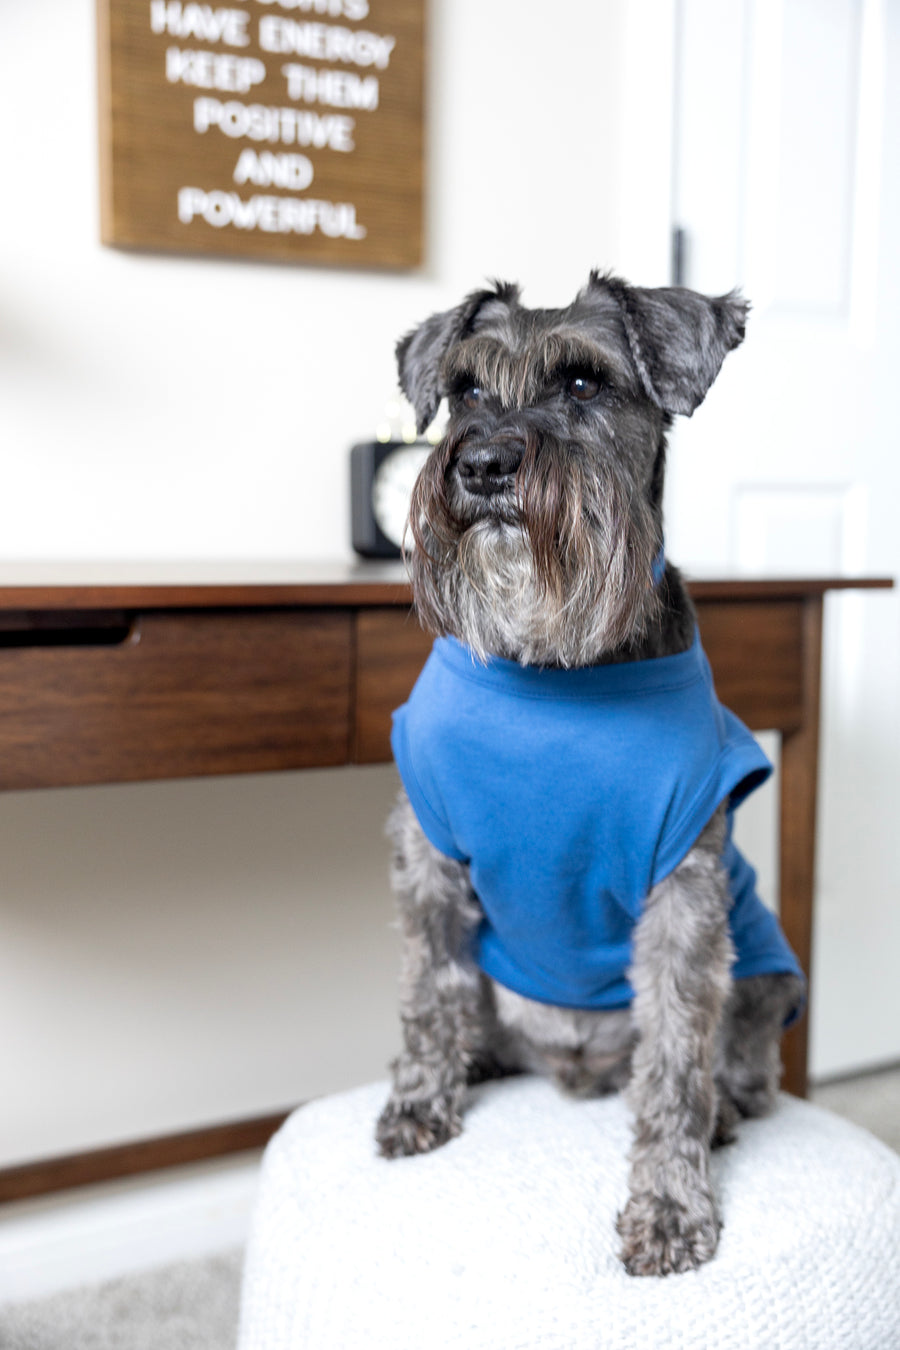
[391,632,805,1016]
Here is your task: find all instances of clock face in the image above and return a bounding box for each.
[371,444,431,548]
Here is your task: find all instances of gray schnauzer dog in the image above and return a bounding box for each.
[376,272,805,1277]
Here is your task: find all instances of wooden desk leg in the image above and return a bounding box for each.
[778,597,824,1098]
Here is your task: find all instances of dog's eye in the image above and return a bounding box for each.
[461,386,483,409]
[566,374,601,402]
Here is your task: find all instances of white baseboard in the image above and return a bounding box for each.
[0,1154,261,1303]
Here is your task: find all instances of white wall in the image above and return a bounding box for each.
[0,0,633,1171]
[0,769,404,1164]
[1,1,628,563]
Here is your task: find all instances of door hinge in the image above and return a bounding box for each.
[671,227,688,287]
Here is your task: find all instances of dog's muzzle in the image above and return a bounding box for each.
[456,438,525,497]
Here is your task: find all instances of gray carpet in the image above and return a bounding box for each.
[810,1064,900,1153]
[0,1250,242,1350]
[2,1067,897,1348]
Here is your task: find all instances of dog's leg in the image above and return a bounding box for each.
[715,972,805,1127]
[617,806,733,1276]
[376,792,490,1158]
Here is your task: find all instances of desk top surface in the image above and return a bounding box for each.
[0,560,892,611]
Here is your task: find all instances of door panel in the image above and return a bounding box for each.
[671,0,900,1076]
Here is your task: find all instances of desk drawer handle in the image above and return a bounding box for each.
[0,611,137,649]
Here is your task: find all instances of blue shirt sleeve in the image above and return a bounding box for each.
[391,703,468,862]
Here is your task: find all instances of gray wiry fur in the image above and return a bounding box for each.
[376,273,804,1277]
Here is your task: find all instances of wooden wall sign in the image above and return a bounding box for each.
[97,1,424,268]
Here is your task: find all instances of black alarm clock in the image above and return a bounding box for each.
[350,440,431,558]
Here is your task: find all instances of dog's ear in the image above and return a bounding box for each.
[396,284,519,432]
[592,273,749,416]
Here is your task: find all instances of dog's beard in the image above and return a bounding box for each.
[407,431,661,667]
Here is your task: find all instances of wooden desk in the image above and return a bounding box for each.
[0,564,891,1200]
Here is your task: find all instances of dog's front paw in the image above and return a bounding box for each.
[376,1095,462,1159]
[616,1192,720,1277]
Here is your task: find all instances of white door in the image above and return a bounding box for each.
[668,0,900,1078]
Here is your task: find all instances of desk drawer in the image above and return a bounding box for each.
[354,608,431,763]
[696,599,804,732]
[352,598,809,761]
[0,609,352,788]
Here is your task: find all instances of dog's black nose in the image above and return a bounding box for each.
[456,441,524,496]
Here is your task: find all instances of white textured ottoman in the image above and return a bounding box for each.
[238,1077,900,1350]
